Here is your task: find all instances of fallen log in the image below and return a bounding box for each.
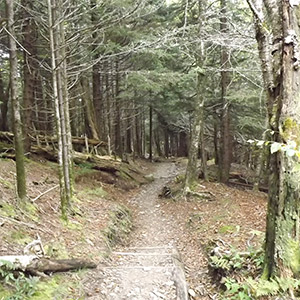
[0,255,97,275]
[228,180,268,193]
[0,131,106,148]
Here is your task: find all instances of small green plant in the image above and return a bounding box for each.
[222,278,252,300]
[247,276,300,298]
[87,187,107,198]
[209,249,245,272]
[103,204,132,248]
[0,260,39,299]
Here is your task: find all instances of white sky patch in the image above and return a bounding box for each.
[166,0,179,6]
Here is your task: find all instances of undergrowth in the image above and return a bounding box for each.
[208,243,300,299]
[103,204,132,249]
[0,260,39,300]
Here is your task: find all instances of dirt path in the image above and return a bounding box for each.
[86,162,189,300]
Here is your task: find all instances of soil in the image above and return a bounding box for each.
[0,157,267,299]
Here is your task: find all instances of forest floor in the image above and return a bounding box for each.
[0,156,267,299]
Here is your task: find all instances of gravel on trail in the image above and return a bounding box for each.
[86,162,190,300]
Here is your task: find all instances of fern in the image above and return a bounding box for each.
[210,255,231,271]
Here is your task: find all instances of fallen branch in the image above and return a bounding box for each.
[31,185,59,203]
[0,215,37,230]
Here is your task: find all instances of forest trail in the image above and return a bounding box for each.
[86,162,189,300]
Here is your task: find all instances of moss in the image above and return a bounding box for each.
[31,274,84,300]
[64,219,83,231]
[44,241,69,259]
[86,187,107,198]
[283,238,300,274]
[174,174,185,183]
[0,178,13,190]
[281,117,300,145]
[8,229,32,245]
[0,284,10,299]
[103,204,132,248]
[18,202,39,222]
[219,224,237,234]
[0,202,16,217]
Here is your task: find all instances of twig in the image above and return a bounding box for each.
[23,234,45,257]
[0,215,36,229]
[31,185,59,203]
[3,26,31,55]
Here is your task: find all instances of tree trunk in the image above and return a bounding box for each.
[90,0,103,141]
[48,0,73,220]
[248,0,300,280]
[218,0,231,183]
[114,59,123,157]
[213,112,219,165]
[164,129,169,158]
[149,104,153,161]
[6,0,27,201]
[80,76,100,140]
[0,70,9,131]
[154,127,162,157]
[178,131,188,157]
[184,0,206,194]
[22,0,38,152]
[200,115,208,181]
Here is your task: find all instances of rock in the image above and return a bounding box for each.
[188,288,197,298]
[144,174,155,181]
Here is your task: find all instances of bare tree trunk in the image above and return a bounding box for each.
[6,0,27,201]
[213,112,219,165]
[178,131,188,157]
[154,127,162,157]
[149,104,153,161]
[90,0,103,140]
[218,0,231,183]
[48,0,73,220]
[184,0,206,194]
[22,0,38,152]
[164,129,169,158]
[200,115,208,180]
[114,59,123,157]
[80,76,100,140]
[0,70,9,131]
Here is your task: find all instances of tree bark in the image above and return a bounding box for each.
[184,0,206,194]
[149,104,153,161]
[48,0,74,220]
[80,76,100,140]
[0,70,9,132]
[22,0,38,152]
[218,0,232,183]
[248,0,300,280]
[6,0,27,201]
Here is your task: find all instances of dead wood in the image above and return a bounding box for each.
[0,255,97,275]
[171,249,189,300]
[184,187,215,201]
[0,131,106,148]
[228,180,268,193]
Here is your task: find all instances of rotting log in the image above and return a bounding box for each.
[0,255,97,275]
[228,180,268,193]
